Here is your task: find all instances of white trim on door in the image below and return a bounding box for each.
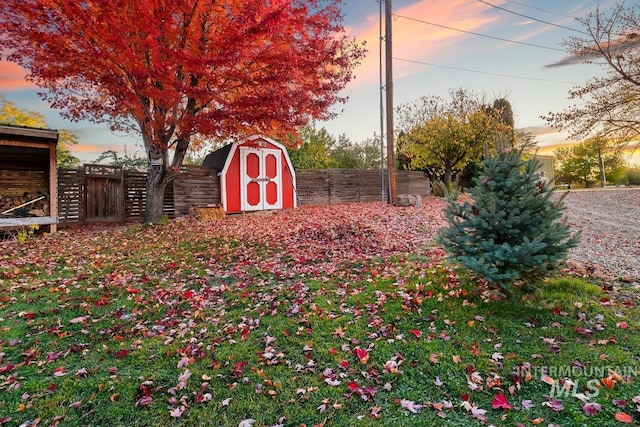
[239,147,282,211]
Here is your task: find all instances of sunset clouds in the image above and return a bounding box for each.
[0,61,34,90]
[345,0,499,87]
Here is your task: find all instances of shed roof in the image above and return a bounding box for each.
[0,125,59,170]
[202,143,232,171]
[0,124,58,143]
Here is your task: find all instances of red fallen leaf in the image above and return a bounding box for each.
[470,341,480,356]
[613,399,627,407]
[410,329,422,338]
[115,349,129,358]
[355,347,369,364]
[491,392,512,410]
[0,364,14,374]
[194,391,205,403]
[126,287,140,294]
[542,396,564,412]
[347,381,360,392]
[614,412,633,423]
[46,352,61,362]
[136,396,153,407]
[183,290,194,299]
[94,296,110,306]
[68,400,82,409]
[396,398,423,414]
[574,327,593,336]
[616,322,629,329]
[47,383,57,392]
[0,416,11,425]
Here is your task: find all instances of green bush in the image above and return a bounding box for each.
[432,179,460,201]
[626,167,640,185]
[436,147,580,294]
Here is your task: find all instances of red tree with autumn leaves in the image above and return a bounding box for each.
[0,0,365,222]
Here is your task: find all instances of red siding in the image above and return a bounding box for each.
[225,149,242,213]
[282,159,295,209]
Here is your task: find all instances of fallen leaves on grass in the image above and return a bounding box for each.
[1,201,639,426]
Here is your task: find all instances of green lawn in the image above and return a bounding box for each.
[1,202,639,426]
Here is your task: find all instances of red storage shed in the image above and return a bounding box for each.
[202,135,297,214]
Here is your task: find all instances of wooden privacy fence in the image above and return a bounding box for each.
[295,169,430,206]
[56,166,429,226]
[57,165,176,225]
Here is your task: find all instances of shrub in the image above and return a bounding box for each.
[436,147,580,294]
[432,180,460,201]
[626,167,640,185]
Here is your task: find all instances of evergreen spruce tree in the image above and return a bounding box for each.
[436,146,580,293]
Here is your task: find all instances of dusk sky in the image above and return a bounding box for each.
[1,0,633,163]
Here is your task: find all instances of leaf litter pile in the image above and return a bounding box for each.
[2,201,640,426]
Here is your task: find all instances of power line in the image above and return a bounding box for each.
[502,0,573,19]
[393,14,565,52]
[477,0,588,35]
[394,57,576,84]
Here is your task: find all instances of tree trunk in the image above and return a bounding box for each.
[144,166,168,223]
[444,167,453,189]
[596,142,606,187]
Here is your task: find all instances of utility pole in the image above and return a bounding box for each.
[385,0,396,203]
[596,138,607,187]
[379,0,385,202]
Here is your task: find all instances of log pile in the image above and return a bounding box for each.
[0,191,50,218]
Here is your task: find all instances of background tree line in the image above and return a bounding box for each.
[554,138,640,187]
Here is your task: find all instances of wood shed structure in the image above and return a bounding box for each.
[0,124,59,232]
[202,135,296,214]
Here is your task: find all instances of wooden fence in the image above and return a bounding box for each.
[56,166,429,226]
[295,169,430,206]
[57,167,175,225]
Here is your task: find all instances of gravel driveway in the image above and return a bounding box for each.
[559,188,640,284]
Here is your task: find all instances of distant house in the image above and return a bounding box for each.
[202,135,297,213]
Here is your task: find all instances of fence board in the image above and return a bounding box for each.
[173,166,218,216]
[57,169,83,224]
[396,170,431,195]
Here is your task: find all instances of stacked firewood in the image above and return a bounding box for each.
[0,191,50,217]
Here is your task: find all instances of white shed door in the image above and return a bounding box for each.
[240,147,282,211]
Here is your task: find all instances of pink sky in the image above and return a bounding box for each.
[0,61,34,90]
[346,0,498,87]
